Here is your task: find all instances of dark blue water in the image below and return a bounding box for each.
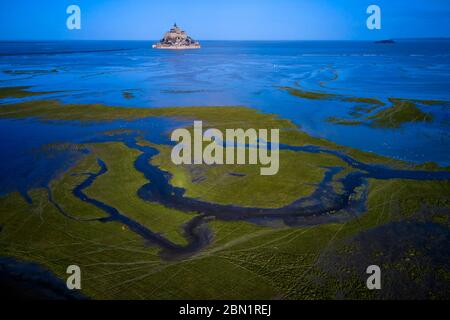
[0,117,184,198]
[42,132,449,259]
[0,257,87,300]
[0,40,449,197]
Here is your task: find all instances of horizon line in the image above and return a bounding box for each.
[1,37,450,42]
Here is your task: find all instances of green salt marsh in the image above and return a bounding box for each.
[278,86,444,129]
[0,89,449,299]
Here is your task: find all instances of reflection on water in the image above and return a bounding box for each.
[0,40,449,197]
[0,117,185,197]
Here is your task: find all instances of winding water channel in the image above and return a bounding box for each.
[50,134,450,260]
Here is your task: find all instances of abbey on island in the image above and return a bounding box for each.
[152,23,201,50]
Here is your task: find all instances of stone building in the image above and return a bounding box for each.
[153,23,201,49]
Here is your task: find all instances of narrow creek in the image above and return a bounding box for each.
[49,133,450,260]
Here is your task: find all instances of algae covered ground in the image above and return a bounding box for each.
[0,87,449,299]
[279,86,445,128]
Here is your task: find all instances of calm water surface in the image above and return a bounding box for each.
[0,40,449,196]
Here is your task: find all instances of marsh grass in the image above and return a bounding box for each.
[0,89,448,299]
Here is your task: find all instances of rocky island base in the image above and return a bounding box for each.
[152,23,201,50]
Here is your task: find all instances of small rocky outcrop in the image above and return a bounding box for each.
[153,23,201,50]
[375,39,396,44]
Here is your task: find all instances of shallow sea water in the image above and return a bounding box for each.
[0,40,449,196]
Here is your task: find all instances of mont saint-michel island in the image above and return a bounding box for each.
[0,1,450,302]
[152,23,201,49]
